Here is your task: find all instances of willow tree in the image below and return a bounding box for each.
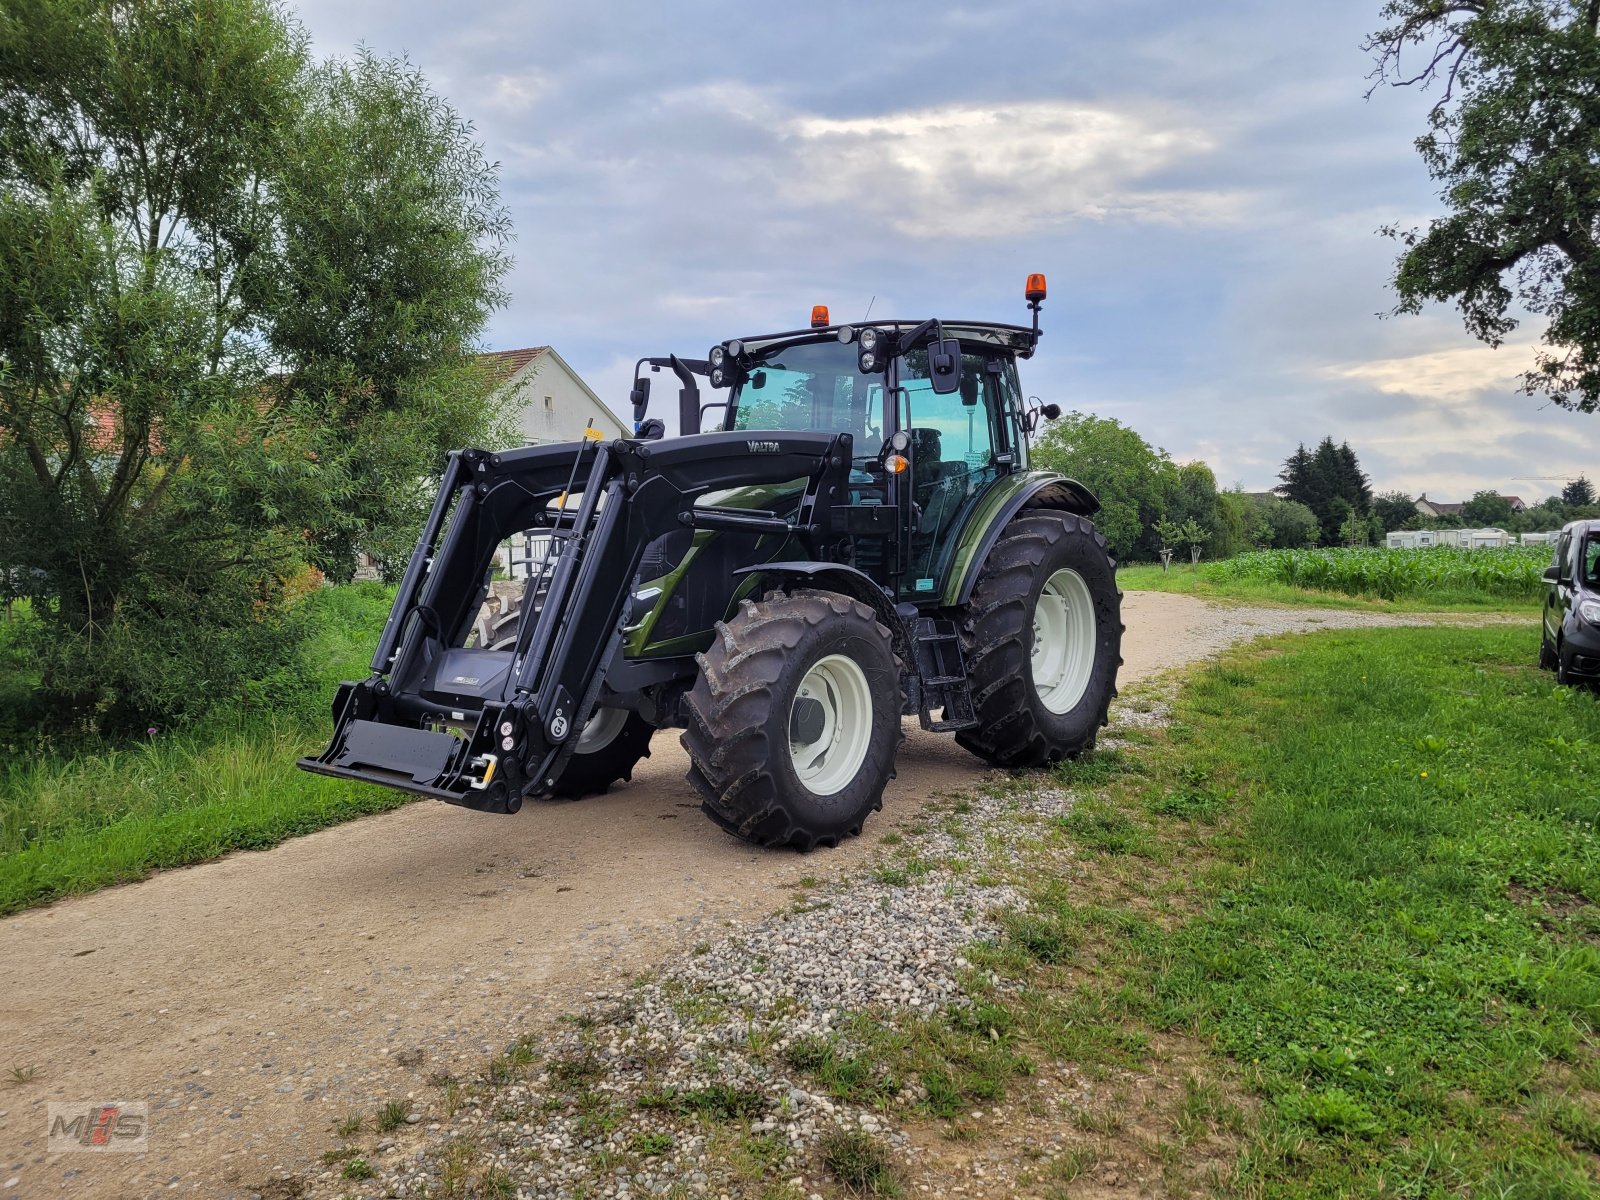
[0,0,513,729]
[1367,1,1600,412]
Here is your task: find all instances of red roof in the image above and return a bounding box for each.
[478,346,549,386]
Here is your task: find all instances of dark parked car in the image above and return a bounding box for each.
[1541,519,1600,687]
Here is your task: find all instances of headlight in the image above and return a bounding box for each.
[859,351,878,372]
[709,346,725,368]
[727,339,743,357]
[859,327,880,352]
[1581,599,1600,624]
[710,366,727,388]
[835,325,855,344]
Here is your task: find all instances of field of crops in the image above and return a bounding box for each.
[1197,545,1550,601]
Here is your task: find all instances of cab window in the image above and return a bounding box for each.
[1585,535,1600,584]
[730,341,884,455]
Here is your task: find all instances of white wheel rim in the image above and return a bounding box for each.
[789,654,873,797]
[575,707,628,755]
[1031,568,1096,715]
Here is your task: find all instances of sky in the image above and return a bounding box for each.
[293,0,1599,503]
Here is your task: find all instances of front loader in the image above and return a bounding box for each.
[299,275,1123,849]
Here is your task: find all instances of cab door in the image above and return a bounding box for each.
[895,350,1010,600]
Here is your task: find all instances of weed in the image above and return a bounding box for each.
[334,1112,363,1138]
[375,1098,410,1133]
[340,1157,374,1181]
[6,1065,36,1086]
[820,1127,900,1196]
[636,1083,766,1120]
[629,1131,674,1156]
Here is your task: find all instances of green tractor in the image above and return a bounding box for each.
[299,275,1122,849]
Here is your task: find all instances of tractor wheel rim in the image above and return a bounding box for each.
[1031,568,1096,715]
[575,707,628,755]
[789,654,873,797]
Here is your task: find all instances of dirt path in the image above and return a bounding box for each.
[0,593,1461,1196]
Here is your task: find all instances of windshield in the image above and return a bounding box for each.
[730,340,885,455]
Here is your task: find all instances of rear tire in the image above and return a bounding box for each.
[682,590,902,850]
[956,512,1122,767]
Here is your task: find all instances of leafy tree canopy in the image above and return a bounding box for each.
[1461,489,1516,526]
[1374,489,1419,531]
[0,0,514,730]
[1367,0,1600,411]
[1031,411,1176,561]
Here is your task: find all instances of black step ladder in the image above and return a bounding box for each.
[910,617,977,732]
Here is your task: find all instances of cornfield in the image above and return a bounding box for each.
[1198,546,1551,601]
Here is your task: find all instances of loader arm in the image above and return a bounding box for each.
[298,430,853,813]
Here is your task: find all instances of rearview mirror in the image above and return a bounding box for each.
[928,339,962,395]
[629,376,651,423]
[1544,565,1562,582]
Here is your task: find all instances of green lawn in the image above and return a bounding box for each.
[1119,560,1533,613]
[0,584,406,914]
[1011,626,1600,1196]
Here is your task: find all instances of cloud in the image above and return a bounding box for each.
[485,72,547,114]
[786,100,1246,237]
[1320,340,1540,405]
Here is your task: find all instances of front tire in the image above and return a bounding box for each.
[956,512,1122,767]
[551,707,655,798]
[682,590,903,850]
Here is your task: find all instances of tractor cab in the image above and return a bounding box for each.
[691,283,1058,605]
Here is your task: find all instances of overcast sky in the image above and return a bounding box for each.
[294,0,1597,502]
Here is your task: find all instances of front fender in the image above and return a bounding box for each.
[941,472,1100,607]
[732,561,909,659]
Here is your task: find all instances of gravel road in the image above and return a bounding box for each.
[0,592,1478,1196]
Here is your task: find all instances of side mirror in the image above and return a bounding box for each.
[629,376,651,425]
[1544,565,1562,582]
[928,339,962,395]
[1040,403,1061,421]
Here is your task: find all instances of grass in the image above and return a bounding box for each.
[1003,625,1600,1196]
[0,584,402,913]
[1119,560,1530,612]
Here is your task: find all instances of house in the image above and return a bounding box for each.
[353,347,620,580]
[1414,493,1465,519]
[1415,492,1526,517]
[480,346,627,444]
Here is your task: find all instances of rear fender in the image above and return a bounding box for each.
[942,473,1099,607]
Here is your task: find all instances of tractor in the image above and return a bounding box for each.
[298,275,1123,849]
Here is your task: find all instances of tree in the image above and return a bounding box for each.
[1461,489,1515,527]
[1154,517,1208,566]
[1367,2,1600,412]
[1251,496,1320,549]
[1373,490,1418,531]
[0,0,513,730]
[1277,436,1373,544]
[1167,461,1227,556]
[1564,476,1597,507]
[1032,412,1177,561]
